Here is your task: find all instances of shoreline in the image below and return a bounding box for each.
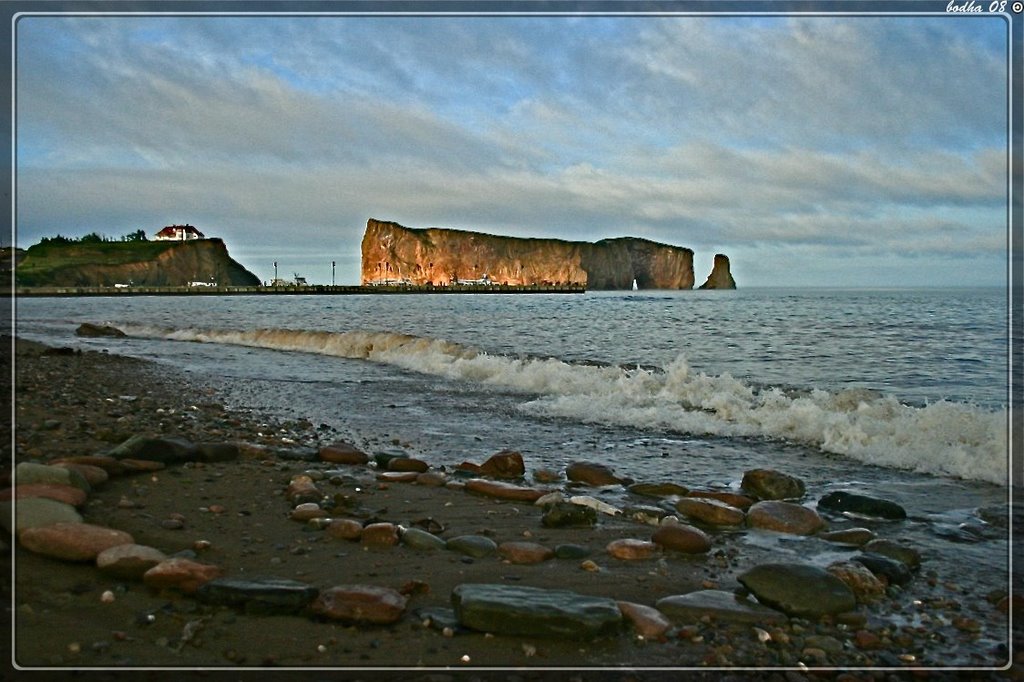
[4,336,1020,678]
[6,284,586,297]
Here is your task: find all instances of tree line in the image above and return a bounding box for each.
[39,229,147,245]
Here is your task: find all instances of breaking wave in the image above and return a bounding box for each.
[114,324,1009,486]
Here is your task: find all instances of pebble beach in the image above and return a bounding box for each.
[4,335,1021,681]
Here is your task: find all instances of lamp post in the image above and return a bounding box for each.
[332,261,336,286]
[274,261,278,284]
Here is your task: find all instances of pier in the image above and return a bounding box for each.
[8,283,586,297]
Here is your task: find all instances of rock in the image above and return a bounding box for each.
[650,523,712,554]
[318,441,370,465]
[568,495,622,516]
[286,476,322,505]
[196,577,320,615]
[686,490,756,510]
[616,601,673,639]
[464,478,547,502]
[655,590,787,625]
[376,471,419,483]
[532,468,562,483]
[119,459,165,472]
[1,483,88,507]
[106,435,199,463]
[14,462,90,491]
[290,503,327,522]
[541,501,597,528]
[195,442,240,462]
[75,322,126,337]
[826,561,887,603]
[50,456,125,477]
[554,544,591,560]
[820,528,877,546]
[606,539,661,560]
[498,541,555,564]
[478,450,526,479]
[325,518,364,541]
[400,527,447,552]
[415,472,448,487]
[674,497,745,527]
[861,539,921,569]
[143,558,223,594]
[740,469,805,501]
[737,563,857,618]
[445,535,497,558]
[386,457,429,473]
[96,543,168,579]
[852,553,913,586]
[360,522,399,549]
[311,585,408,624]
[451,583,623,639]
[269,446,319,462]
[698,253,737,289]
[627,482,689,498]
[565,461,632,487]
[53,463,108,487]
[625,504,671,525]
[818,491,907,520]
[20,522,133,561]
[746,501,826,535]
[2,497,83,535]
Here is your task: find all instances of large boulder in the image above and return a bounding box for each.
[738,563,856,618]
[451,584,622,639]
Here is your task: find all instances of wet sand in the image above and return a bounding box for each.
[4,337,1021,681]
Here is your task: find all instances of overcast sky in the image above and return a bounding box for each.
[13,11,1009,286]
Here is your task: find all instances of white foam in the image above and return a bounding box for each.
[114,324,1011,486]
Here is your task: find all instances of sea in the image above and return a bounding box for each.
[9,286,1019,657]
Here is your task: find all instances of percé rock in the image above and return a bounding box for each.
[698,253,737,290]
[16,237,260,288]
[360,218,700,290]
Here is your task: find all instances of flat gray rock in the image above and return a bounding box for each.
[656,590,787,625]
[452,583,622,639]
[738,563,856,618]
[196,577,320,614]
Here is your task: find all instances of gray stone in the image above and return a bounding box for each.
[862,539,921,569]
[105,435,199,463]
[452,583,622,639]
[96,544,168,579]
[14,462,90,492]
[400,527,447,551]
[655,590,787,625]
[445,535,497,558]
[852,553,913,586]
[196,442,240,463]
[196,577,320,614]
[554,544,591,560]
[2,497,83,535]
[75,323,126,338]
[738,563,856,618]
[818,491,907,520]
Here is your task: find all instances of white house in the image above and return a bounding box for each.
[154,224,205,241]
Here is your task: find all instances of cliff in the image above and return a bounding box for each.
[360,219,696,290]
[15,238,260,288]
[698,254,737,290]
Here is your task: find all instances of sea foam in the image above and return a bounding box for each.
[114,324,1010,486]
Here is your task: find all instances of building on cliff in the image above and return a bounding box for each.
[154,224,205,241]
[359,218,735,290]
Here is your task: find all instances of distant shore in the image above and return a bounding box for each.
[7,283,586,297]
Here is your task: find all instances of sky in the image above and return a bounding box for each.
[12,9,1010,287]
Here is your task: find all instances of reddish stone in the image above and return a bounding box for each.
[415,472,448,487]
[675,497,745,527]
[310,585,408,624]
[376,471,418,483]
[454,461,483,475]
[19,522,134,561]
[464,478,547,502]
[497,541,555,564]
[746,501,826,535]
[118,459,165,472]
[686,490,755,510]
[478,450,526,479]
[286,475,322,505]
[853,630,881,650]
[826,561,886,604]
[651,523,713,554]
[566,461,631,486]
[51,456,126,477]
[326,518,364,541]
[319,441,370,465]
[96,543,168,579]
[360,522,399,549]
[386,457,429,473]
[54,463,109,487]
[606,538,661,560]
[290,503,328,522]
[617,601,672,640]
[1,483,88,507]
[143,558,222,594]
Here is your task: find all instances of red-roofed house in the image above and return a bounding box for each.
[154,224,205,241]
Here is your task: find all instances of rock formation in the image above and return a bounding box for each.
[15,238,260,288]
[360,219,697,290]
[698,254,737,290]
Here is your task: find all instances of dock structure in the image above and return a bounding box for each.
[8,283,586,297]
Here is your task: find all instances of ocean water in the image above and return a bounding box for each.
[10,287,1017,643]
